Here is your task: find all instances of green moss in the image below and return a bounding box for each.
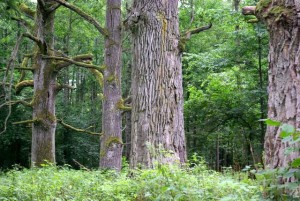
[247,18,259,23]
[100,149,106,157]
[100,136,123,157]
[178,38,187,52]
[263,6,294,20]
[19,3,36,18]
[36,111,56,124]
[100,65,107,71]
[256,0,272,13]
[105,137,123,147]
[116,99,132,111]
[107,74,116,83]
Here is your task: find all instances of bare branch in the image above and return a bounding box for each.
[11,17,33,31]
[23,33,43,49]
[90,69,103,87]
[15,80,34,94]
[15,67,34,71]
[73,159,91,171]
[57,119,103,136]
[242,6,256,15]
[19,3,36,19]
[13,119,40,125]
[0,34,23,135]
[42,55,105,72]
[56,84,75,92]
[52,0,109,37]
[183,23,212,39]
[8,100,32,107]
[24,54,34,57]
[55,54,94,68]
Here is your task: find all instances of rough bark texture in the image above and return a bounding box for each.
[127,0,186,168]
[255,0,300,170]
[31,0,57,166]
[99,0,123,171]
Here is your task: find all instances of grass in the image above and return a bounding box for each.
[0,161,263,201]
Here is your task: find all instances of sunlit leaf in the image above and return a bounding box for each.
[291,158,300,168]
[259,119,281,126]
[280,124,295,138]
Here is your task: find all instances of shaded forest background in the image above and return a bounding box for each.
[0,0,268,170]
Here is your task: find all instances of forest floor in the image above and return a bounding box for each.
[0,162,266,201]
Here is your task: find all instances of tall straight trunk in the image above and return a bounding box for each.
[100,0,122,170]
[257,33,265,144]
[127,0,186,168]
[31,0,57,166]
[254,0,300,169]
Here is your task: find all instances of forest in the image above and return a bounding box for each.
[0,0,299,200]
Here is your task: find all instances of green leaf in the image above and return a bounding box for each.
[280,124,295,138]
[291,158,300,168]
[260,119,281,126]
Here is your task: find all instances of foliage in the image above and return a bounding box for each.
[251,120,300,200]
[0,162,262,201]
[181,0,269,169]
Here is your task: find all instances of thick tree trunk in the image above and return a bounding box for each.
[31,1,57,166]
[99,0,123,171]
[255,0,300,169]
[127,0,186,168]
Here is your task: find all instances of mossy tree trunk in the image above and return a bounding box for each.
[99,0,123,171]
[126,0,186,168]
[254,0,300,170]
[31,0,57,166]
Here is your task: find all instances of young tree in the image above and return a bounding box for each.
[53,0,123,170]
[243,0,300,168]
[125,0,187,168]
[99,0,123,170]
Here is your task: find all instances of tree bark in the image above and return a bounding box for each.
[31,0,57,166]
[99,0,123,171]
[127,0,186,168]
[254,0,300,170]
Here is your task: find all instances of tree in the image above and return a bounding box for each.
[243,0,300,170]
[2,0,104,167]
[125,0,187,168]
[99,0,123,170]
[53,0,123,170]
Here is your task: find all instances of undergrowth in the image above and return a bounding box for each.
[0,161,262,201]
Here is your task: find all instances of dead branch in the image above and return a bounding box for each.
[15,67,34,71]
[56,84,75,92]
[19,3,36,19]
[0,34,23,135]
[23,33,43,49]
[11,17,33,31]
[15,80,34,94]
[72,159,91,171]
[242,6,256,15]
[7,100,32,107]
[42,55,105,72]
[89,69,103,87]
[52,0,109,37]
[24,54,33,57]
[57,119,103,136]
[13,119,39,125]
[55,54,94,68]
[183,23,212,40]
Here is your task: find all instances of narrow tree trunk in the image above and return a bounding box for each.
[31,1,57,166]
[99,0,123,171]
[257,33,265,144]
[127,0,186,168]
[255,0,300,169]
[216,134,220,171]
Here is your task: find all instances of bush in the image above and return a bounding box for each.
[0,162,262,201]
